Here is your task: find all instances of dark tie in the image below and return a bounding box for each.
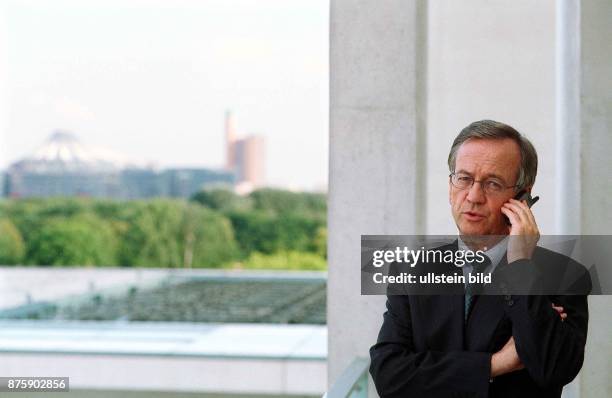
[464,254,491,322]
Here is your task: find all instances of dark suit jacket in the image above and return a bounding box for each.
[369,244,591,398]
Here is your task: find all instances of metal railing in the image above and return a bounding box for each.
[323,357,370,398]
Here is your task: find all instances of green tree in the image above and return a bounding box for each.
[0,218,26,264]
[191,189,252,212]
[2,199,49,245]
[36,197,90,218]
[1,192,328,270]
[312,226,327,258]
[249,188,326,216]
[117,199,240,268]
[27,214,117,266]
[240,250,327,271]
[181,203,240,268]
[227,211,279,255]
[274,213,321,252]
[118,200,184,267]
[227,211,323,256]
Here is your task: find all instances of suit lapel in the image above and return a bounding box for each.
[464,295,506,350]
[414,295,465,350]
[464,254,510,351]
[413,240,512,351]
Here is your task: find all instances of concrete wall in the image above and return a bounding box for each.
[426,0,556,234]
[577,1,612,397]
[580,0,612,235]
[328,0,426,388]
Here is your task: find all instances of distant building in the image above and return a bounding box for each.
[224,111,265,193]
[2,131,234,199]
[163,168,233,199]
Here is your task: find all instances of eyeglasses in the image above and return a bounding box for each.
[449,172,518,195]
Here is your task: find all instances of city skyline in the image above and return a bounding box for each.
[2,130,235,199]
[0,0,329,191]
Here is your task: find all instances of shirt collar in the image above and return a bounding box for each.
[457,236,509,270]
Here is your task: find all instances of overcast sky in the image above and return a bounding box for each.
[0,0,329,191]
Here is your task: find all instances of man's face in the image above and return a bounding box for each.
[449,138,521,236]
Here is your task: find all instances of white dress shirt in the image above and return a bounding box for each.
[458,236,509,286]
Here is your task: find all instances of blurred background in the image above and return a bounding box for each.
[0,0,329,397]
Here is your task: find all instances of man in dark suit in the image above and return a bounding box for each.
[369,120,591,397]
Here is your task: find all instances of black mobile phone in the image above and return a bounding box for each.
[504,190,540,225]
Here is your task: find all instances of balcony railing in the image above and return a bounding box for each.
[323,357,370,398]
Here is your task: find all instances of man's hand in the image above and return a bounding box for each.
[490,304,567,378]
[501,198,540,263]
[491,336,524,378]
[552,303,567,322]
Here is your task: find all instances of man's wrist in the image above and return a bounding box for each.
[490,352,501,378]
[490,345,524,378]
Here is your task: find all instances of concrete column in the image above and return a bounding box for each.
[555,0,581,236]
[579,0,612,235]
[328,0,426,389]
[426,0,557,234]
[575,1,612,397]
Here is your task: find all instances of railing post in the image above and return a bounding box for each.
[324,357,370,398]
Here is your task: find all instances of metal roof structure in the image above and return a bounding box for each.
[9,131,147,174]
[0,269,328,395]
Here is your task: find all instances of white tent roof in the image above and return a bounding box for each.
[10,131,147,174]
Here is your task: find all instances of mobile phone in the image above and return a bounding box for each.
[504,190,540,225]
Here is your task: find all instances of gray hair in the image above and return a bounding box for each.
[447,120,538,191]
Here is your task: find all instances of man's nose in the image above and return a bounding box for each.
[466,181,486,203]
